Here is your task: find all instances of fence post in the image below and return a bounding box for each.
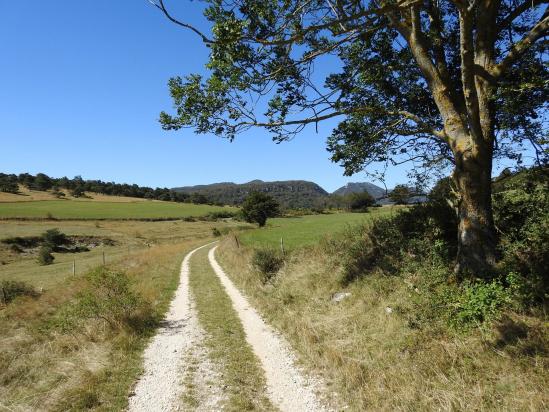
[73,260,76,276]
[280,237,285,256]
[102,251,105,265]
[234,235,240,248]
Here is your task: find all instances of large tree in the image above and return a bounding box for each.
[151,0,548,275]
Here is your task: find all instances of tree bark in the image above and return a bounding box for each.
[452,142,497,277]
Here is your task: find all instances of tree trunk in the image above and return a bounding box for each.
[453,144,497,277]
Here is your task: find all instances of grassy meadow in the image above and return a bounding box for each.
[0,200,237,220]
[238,207,397,249]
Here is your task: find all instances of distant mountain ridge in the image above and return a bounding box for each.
[173,180,329,209]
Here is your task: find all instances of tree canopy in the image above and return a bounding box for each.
[389,184,412,204]
[347,191,376,211]
[152,0,548,274]
[241,192,280,226]
[154,0,547,174]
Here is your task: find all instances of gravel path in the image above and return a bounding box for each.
[208,246,331,412]
[128,242,218,412]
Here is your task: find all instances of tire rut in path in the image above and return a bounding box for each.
[128,242,221,412]
[208,246,332,412]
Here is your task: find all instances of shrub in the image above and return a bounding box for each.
[1,236,42,248]
[449,280,511,328]
[70,186,86,198]
[206,210,237,220]
[0,280,39,305]
[73,268,153,332]
[340,201,457,284]
[42,228,68,248]
[493,168,549,303]
[37,245,54,265]
[51,189,65,198]
[212,227,222,237]
[251,249,284,283]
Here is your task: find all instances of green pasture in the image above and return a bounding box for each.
[239,207,397,249]
[0,200,237,219]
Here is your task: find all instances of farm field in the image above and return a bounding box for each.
[0,219,248,288]
[238,207,398,249]
[0,200,237,219]
[0,186,153,203]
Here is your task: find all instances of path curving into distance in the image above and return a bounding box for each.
[129,242,331,412]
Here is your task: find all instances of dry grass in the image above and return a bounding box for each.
[0,186,153,203]
[216,238,549,411]
[0,240,205,411]
[0,217,228,411]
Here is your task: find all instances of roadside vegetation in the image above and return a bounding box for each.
[0,240,200,411]
[216,167,548,410]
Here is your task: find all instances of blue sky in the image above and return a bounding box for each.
[1,1,421,192]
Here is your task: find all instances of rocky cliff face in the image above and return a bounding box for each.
[173,180,329,209]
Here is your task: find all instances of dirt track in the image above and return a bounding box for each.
[128,242,330,412]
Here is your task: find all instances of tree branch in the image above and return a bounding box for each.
[497,0,549,32]
[149,0,214,44]
[459,10,483,142]
[236,106,445,141]
[491,7,549,78]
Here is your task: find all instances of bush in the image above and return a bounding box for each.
[1,236,42,248]
[251,249,284,283]
[340,201,457,284]
[42,228,68,248]
[51,189,65,198]
[205,210,237,220]
[70,186,87,198]
[37,245,54,265]
[0,280,39,305]
[492,167,549,303]
[73,268,153,332]
[449,280,511,328]
[212,227,222,237]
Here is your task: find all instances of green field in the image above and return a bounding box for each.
[0,200,237,219]
[239,207,397,249]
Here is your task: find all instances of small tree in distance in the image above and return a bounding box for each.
[389,185,412,205]
[241,192,279,227]
[347,192,375,212]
